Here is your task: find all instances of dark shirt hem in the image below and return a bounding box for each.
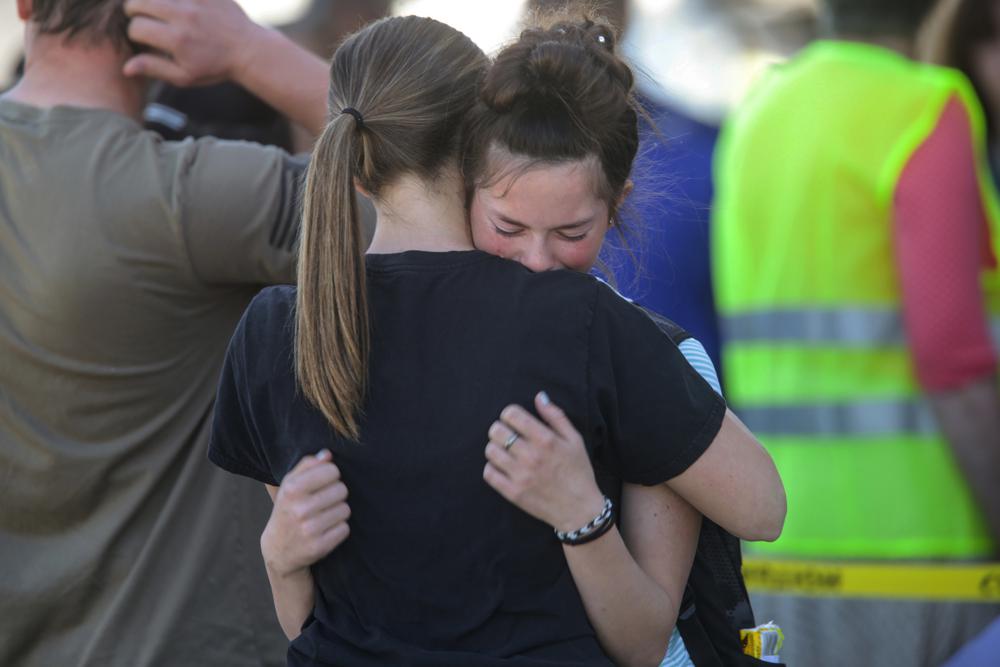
[208,445,278,486]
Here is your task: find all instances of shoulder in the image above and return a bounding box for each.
[514,264,604,311]
[245,285,297,329]
[225,287,298,395]
[236,286,297,350]
[592,279,668,331]
[634,304,691,344]
[147,132,302,193]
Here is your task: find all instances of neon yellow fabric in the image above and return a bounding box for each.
[713,40,1000,558]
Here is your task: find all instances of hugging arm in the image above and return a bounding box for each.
[665,408,786,542]
[485,395,699,667]
[260,452,351,639]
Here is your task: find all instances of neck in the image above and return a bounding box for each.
[367,168,474,254]
[3,27,146,118]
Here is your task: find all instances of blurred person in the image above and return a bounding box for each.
[145,0,393,151]
[209,10,785,667]
[279,0,394,57]
[713,0,1000,664]
[0,0,337,664]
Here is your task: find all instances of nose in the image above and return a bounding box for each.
[520,243,559,273]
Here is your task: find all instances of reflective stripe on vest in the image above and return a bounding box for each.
[724,308,1000,437]
[723,308,1000,349]
[737,400,936,437]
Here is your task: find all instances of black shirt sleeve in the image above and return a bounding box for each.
[587,282,727,485]
[208,287,293,486]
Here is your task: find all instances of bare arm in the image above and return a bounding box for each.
[666,408,786,542]
[890,97,1000,553]
[929,376,1000,553]
[123,0,329,135]
[260,451,351,639]
[562,483,701,667]
[263,483,317,640]
[484,395,698,667]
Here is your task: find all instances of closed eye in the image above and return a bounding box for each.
[493,224,522,237]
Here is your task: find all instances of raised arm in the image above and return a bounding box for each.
[123,0,329,135]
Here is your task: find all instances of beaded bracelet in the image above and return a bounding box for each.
[554,496,615,546]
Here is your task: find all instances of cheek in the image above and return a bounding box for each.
[552,237,603,273]
[470,215,515,258]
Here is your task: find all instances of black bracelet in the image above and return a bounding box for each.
[554,497,615,546]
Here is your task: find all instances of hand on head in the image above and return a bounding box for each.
[261,449,351,576]
[122,0,258,87]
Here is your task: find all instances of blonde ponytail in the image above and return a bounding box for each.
[292,16,488,439]
[295,115,370,440]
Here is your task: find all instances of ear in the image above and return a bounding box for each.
[617,179,634,208]
[353,178,371,198]
[16,0,32,21]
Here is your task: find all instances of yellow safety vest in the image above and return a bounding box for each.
[713,40,1000,559]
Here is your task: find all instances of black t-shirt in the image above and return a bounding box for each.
[209,250,726,666]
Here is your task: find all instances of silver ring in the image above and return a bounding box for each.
[504,432,519,451]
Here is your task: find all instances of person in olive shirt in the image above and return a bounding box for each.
[0,1,335,664]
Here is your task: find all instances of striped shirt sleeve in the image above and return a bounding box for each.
[679,337,723,397]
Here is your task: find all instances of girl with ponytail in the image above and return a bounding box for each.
[209,9,783,667]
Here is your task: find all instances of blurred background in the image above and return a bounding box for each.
[5,2,998,666]
[0,0,820,119]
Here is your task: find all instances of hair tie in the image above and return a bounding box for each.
[341,107,365,130]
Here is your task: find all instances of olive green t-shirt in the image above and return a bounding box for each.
[0,99,303,666]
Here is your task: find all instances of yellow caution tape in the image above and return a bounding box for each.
[743,558,1000,602]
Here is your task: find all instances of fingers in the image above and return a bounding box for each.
[124,0,181,20]
[281,451,342,496]
[483,461,517,501]
[122,53,192,84]
[284,464,342,499]
[317,521,350,554]
[307,480,349,513]
[127,15,182,54]
[498,404,555,447]
[272,499,350,567]
[286,449,332,476]
[487,421,522,456]
[304,499,351,536]
[534,391,578,441]
[484,439,516,472]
